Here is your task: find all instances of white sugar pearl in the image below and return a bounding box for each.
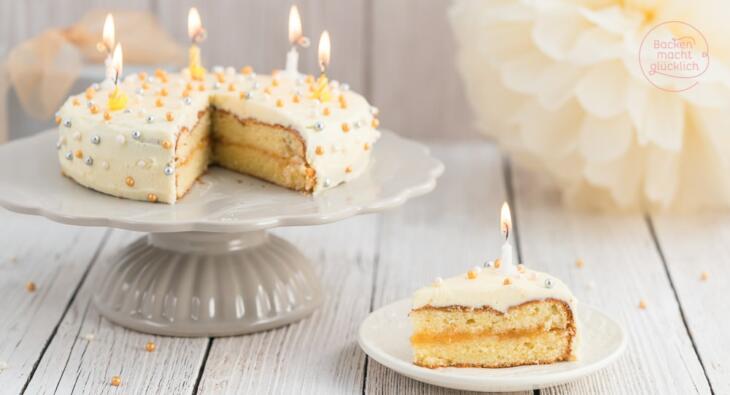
[137,159,147,168]
[433,277,444,286]
[116,135,126,145]
[72,131,81,141]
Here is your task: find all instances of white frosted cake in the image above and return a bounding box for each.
[410,262,579,368]
[55,67,380,203]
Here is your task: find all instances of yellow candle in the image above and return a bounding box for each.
[311,31,332,102]
[188,8,206,81]
[107,44,127,111]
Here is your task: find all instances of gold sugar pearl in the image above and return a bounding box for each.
[305,75,314,84]
[55,116,62,125]
[341,123,350,133]
[503,278,512,285]
[74,149,83,159]
[142,82,150,90]
[72,98,81,106]
[700,271,709,281]
[182,90,191,98]
[306,168,315,177]
[111,376,122,387]
[125,176,135,187]
[241,66,253,75]
[322,107,331,116]
[315,146,324,156]
[638,299,647,309]
[155,98,164,108]
[155,68,166,78]
[216,73,226,83]
[138,72,148,80]
[517,264,526,273]
[90,105,99,114]
[198,84,205,91]
[161,140,172,150]
[467,270,478,280]
[239,91,248,100]
[494,258,502,269]
[26,281,37,292]
[576,258,585,268]
[340,101,348,109]
[85,87,95,99]
[345,166,352,174]
[147,193,158,203]
[166,112,174,122]
[159,88,168,97]
[371,118,380,128]
[228,83,236,92]
[263,87,272,95]
[363,143,370,151]
[276,99,284,108]
[272,79,279,87]
[145,341,156,352]
[292,95,300,103]
[186,82,193,90]
[103,112,112,121]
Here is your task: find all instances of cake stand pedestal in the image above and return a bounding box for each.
[0,130,443,337]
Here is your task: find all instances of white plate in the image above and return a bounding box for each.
[358,299,626,392]
[0,129,443,233]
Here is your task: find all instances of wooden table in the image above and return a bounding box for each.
[0,142,722,394]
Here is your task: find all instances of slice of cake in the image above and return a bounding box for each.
[55,67,380,203]
[410,263,578,368]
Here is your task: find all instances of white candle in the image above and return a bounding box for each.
[499,202,516,275]
[102,14,115,82]
[285,46,299,79]
[104,55,115,82]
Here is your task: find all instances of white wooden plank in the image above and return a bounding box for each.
[512,166,711,394]
[155,0,368,92]
[197,214,378,394]
[0,209,108,394]
[364,143,529,395]
[369,1,477,139]
[25,230,209,395]
[651,213,728,394]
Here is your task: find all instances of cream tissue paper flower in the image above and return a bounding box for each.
[450,0,730,211]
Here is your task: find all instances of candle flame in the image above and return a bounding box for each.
[102,13,115,52]
[289,5,302,44]
[112,43,123,82]
[318,30,330,72]
[188,7,204,43]
[500,202,511,240]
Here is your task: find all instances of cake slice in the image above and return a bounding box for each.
[410,264,578,368]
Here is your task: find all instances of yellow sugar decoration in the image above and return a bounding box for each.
[310,74,332,102]
[107,86,128,111]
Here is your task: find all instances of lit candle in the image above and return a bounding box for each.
[311,30,332,102]
[285,5,309,79]
[187,7,207,81]
[107,44,128,111]
[499,202,516,274]
[101,13,115,82]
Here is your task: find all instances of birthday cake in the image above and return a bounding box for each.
[410,264,578,368]
[55,66,380,204]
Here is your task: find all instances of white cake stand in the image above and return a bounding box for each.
[0,129,443,337]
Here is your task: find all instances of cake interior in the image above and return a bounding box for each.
[410,299,576,368]
[174,107,316,198]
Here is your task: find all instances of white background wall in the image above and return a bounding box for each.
[1,0,479,139]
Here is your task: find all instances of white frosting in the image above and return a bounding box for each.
[412,266,577,314]
[56,68,380,203]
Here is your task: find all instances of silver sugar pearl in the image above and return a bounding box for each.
[484,260,494,268]
[62,120,72,128]
[123,108,132,114]
[313,121,325,131]
[212,65,224,73]
[56,140,63,150]
[164,166,175,176]
[544,278,554,289]
[247,72,257,80]
[132,130,142,140]
[370,106,379,115]
[64,151,73,160]
[323,178,332,188]
[147,76,157,83]
[90,135,101,145]
[135,88,144,95]
[244,92,253,100]
[184,97,193,105]
[91,83,100,91]
[341,83,350,91]
[295,77,305,86]
[84,156,93,166]
[213,82,222,90]
[356,119,367,128]
[251,81,260,90]
[145,116,154,124]
[87,100,95,108]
